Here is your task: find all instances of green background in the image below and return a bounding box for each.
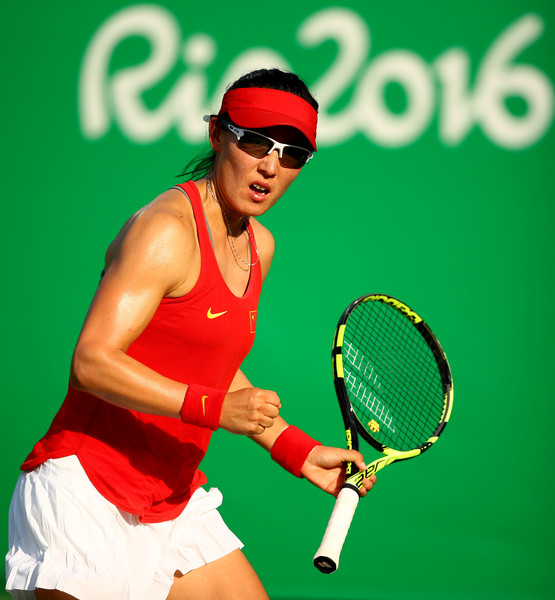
[2,1,554,599]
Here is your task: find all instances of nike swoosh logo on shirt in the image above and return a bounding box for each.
[207,308,228,319]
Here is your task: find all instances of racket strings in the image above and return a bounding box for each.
[343,338,439,448]
[356,319,442,447]
[342,302,445,451]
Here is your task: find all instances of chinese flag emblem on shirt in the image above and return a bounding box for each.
[249,310,257,334]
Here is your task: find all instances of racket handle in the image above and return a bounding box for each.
[313,484,360,573]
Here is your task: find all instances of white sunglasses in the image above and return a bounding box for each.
[221,119,313,169]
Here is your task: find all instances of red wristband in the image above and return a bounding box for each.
[180,384,225,430]
[270,425,321,478]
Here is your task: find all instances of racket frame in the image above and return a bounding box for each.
[313,294,454,574]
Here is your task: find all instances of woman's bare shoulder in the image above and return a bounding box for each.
[103,187,200,295]
[107,188,194,253]
[250,218,275,282]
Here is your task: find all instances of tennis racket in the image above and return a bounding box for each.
[313,293,453,574]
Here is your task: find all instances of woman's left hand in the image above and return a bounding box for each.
[300,445,376,498]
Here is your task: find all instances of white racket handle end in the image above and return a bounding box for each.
[313,485,360,573]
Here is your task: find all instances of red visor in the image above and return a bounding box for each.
[219,87,318,151]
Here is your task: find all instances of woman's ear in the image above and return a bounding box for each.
[208,117,224,151]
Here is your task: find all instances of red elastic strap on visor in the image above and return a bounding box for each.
[219,87,318,151]
[181,384,225,430]
[270,425,321,478]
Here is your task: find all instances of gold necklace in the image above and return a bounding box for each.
[206,179,260,268]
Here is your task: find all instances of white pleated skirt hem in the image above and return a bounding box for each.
[6,456,243,600]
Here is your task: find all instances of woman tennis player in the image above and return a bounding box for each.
[6,68,375,600]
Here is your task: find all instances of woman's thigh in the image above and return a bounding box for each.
[167,549,269,600]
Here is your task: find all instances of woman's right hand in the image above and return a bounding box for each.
[220,388,281,435]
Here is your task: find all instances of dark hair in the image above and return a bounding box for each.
[178,68,318,180]
[227,68,318,111]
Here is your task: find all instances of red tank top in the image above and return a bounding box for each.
[21,181,262,522]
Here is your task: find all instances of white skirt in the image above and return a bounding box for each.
[6,455,243,600]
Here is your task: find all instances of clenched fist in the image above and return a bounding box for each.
[220,387,281,435]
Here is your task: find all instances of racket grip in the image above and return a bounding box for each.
[313,484,360,573]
